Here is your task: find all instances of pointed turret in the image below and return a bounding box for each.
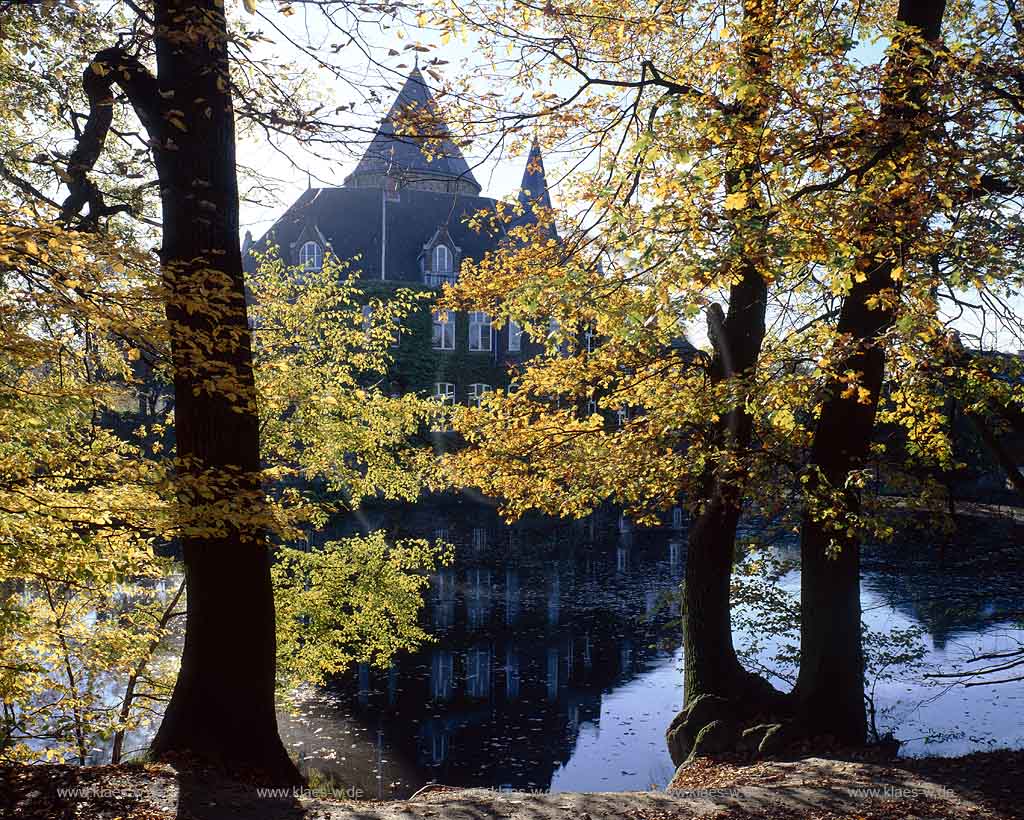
[513,139,556,238]
[344,67,481,195]
[517,138,552,213]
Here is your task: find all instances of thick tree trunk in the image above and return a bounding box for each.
[794,0,946,745]
[671,1,790,766]
[670,265,791,767]
[683,498,746,700]
[683,280,769,704]
[139,0,299,783]
[61,0,299,784]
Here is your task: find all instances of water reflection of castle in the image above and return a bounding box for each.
[297,499,685,795]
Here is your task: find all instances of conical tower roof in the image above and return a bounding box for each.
[518,138,552,212]
[344,67,481,195]
[512,139,556,239]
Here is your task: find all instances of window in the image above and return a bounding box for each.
[431,732,450,762]
[469,311,492,351]
[508,319,523,353]
[468,383,492,407]
[586,398,598,416]
[432,310,454,350]
[467,646,491,699]
[546,647,559,700]
[430,650,454,702]
[617,407,629,428]
[434,382,455,404]
[549,317,567,356]
[425,244,456,287]
[299,241,322,271]
[505,647,520,699]
[432,382,455,432]
[361,304,373,333]
[584,329,595,353]
[434,244,453,273]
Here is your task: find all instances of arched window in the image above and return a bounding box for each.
[434,244,452,273]
[299,241,322,271]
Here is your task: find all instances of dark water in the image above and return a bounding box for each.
[277,501,1024,798]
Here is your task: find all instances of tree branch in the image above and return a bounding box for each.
[61,47,161,225]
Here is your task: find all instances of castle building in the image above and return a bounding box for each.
[245,66,552,405]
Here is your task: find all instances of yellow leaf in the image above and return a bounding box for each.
[242,0,257,11]
[723,191,748,210]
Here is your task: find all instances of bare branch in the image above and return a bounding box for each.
[61,47,160,225]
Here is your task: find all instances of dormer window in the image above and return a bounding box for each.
[423,230,459,288]
[300,241,322,271]
[434,245,453,274]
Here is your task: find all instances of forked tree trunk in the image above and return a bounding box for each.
[795,0,946,745]
[683,292,768,704]
[675,0,787,757]
[64,0,300,783]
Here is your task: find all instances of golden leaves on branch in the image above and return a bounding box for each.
[420,0,1024,538]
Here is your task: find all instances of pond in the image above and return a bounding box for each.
[275,499,1024,798]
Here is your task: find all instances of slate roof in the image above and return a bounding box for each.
[344,67,481,195]
[518,139,552,212]
[248,68,555,283]
[247,186,505,281]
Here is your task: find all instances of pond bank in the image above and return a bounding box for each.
[3,750,1020,820]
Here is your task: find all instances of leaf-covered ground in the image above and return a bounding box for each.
[2,750,1020,820]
